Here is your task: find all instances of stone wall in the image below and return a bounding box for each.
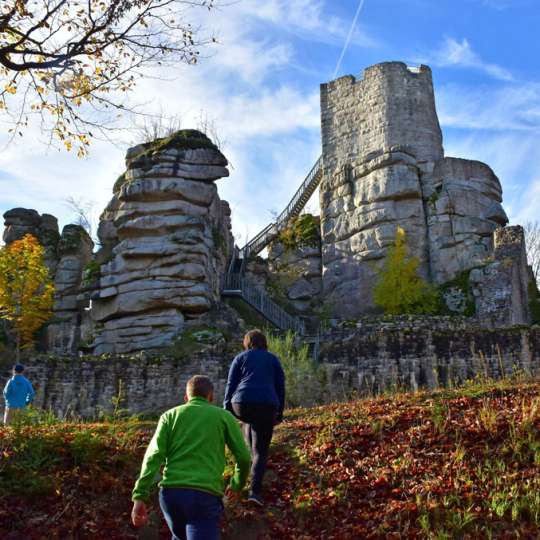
[0,348,233,418]
[471,226,531,327]
[318,318,540,395]
[319,62,510,318]
[4,320,540,418]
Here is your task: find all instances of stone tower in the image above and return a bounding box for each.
[319,62,507,318]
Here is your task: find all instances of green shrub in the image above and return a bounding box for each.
[267,332,327,408]
[438,270,476,317]
[277,214,321,252]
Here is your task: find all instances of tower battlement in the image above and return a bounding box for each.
[320,61,443,171]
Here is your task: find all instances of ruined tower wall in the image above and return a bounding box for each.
[319,62,512,319]
[320,62,443,176]
[320,63,444,317]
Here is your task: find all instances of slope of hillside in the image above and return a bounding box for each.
[1,380,539,539]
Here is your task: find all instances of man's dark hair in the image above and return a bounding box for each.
[13,364,24,373]
[243,329,268,350]
[186,375,214,398]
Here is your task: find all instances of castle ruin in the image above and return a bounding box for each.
[1,62,536,356]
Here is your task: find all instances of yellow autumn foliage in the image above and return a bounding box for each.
[373,226,439,315]
[0,234,54,351]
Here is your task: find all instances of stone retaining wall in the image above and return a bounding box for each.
[0,348,232,419]
[319,321,540,394]
[3,321,539,418]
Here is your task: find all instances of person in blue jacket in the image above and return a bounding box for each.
[223,329,285,507]
[3,364,35,424]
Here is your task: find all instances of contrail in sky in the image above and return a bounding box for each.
[332,0,366,80]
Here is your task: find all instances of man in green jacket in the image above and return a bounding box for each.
[131,375,251,540]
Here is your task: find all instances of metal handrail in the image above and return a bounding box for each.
[222,274,305,334]
[240,156,323,257]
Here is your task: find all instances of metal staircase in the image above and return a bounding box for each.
[222,273,305,334]
[240,155,323,258]
[221,155,323,334]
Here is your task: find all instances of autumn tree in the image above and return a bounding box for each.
[0,234,54,356]
[373,226,439,315]
[0,0,216,155]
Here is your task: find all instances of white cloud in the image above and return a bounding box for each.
[235,0,378,49]
[472,0,534,10]
[436,82,540,133]
[421,37,514,81]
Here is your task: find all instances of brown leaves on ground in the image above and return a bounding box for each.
[1,380,540,539]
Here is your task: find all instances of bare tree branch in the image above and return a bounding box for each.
[0,0,218,154]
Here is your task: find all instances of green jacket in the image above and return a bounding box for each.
[132,397,251,501]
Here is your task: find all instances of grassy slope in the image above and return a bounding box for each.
[1,380,540,539]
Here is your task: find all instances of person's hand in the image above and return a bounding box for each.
[131,500,149,528]
[225,486,239,499]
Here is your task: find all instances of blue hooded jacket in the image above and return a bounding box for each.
[223,349,285,420]
[3,374,35,409]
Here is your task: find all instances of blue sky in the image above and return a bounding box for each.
[1,0,539,244]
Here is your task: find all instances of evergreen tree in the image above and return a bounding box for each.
[373,227,439,315]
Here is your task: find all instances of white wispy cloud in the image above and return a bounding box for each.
[421,37,514,81]
[235,0,378,49]
[472,0,535,10]
[437,81,540,132]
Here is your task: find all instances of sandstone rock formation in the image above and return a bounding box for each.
[47,225,94,351]
[425,158,508,284]
[2,208,60,274]
[1,210,94,352]
[319,62,509,318]
[89,130,233,354]
[267,220,322,315]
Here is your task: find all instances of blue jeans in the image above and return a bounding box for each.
[159,487,223,540]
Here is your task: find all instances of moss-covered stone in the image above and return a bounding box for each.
[128,130,219,171]
[58,225,87,254]
[82,260,101,286]
[113,173,126,193]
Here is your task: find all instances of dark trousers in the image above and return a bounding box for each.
[232,402,276,495]
[159,487,223,540]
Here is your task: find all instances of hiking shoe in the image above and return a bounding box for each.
[247,492,264,507]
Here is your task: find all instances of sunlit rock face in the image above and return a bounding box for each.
[90,131,233,354]
[319,62,509,318]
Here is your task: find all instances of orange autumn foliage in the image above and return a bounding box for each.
[0,234,54,350]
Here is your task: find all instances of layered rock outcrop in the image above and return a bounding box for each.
[267,216,322,315]
[2,208,60,274]
[89,131,233,354]
[47,225,94,351]
[425,158,508,284]
[319,62,510,318]
[1,210,94,352]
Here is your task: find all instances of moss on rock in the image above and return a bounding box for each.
[528,279,540,325]
[438,270,476,317]
[128,130,219,171]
